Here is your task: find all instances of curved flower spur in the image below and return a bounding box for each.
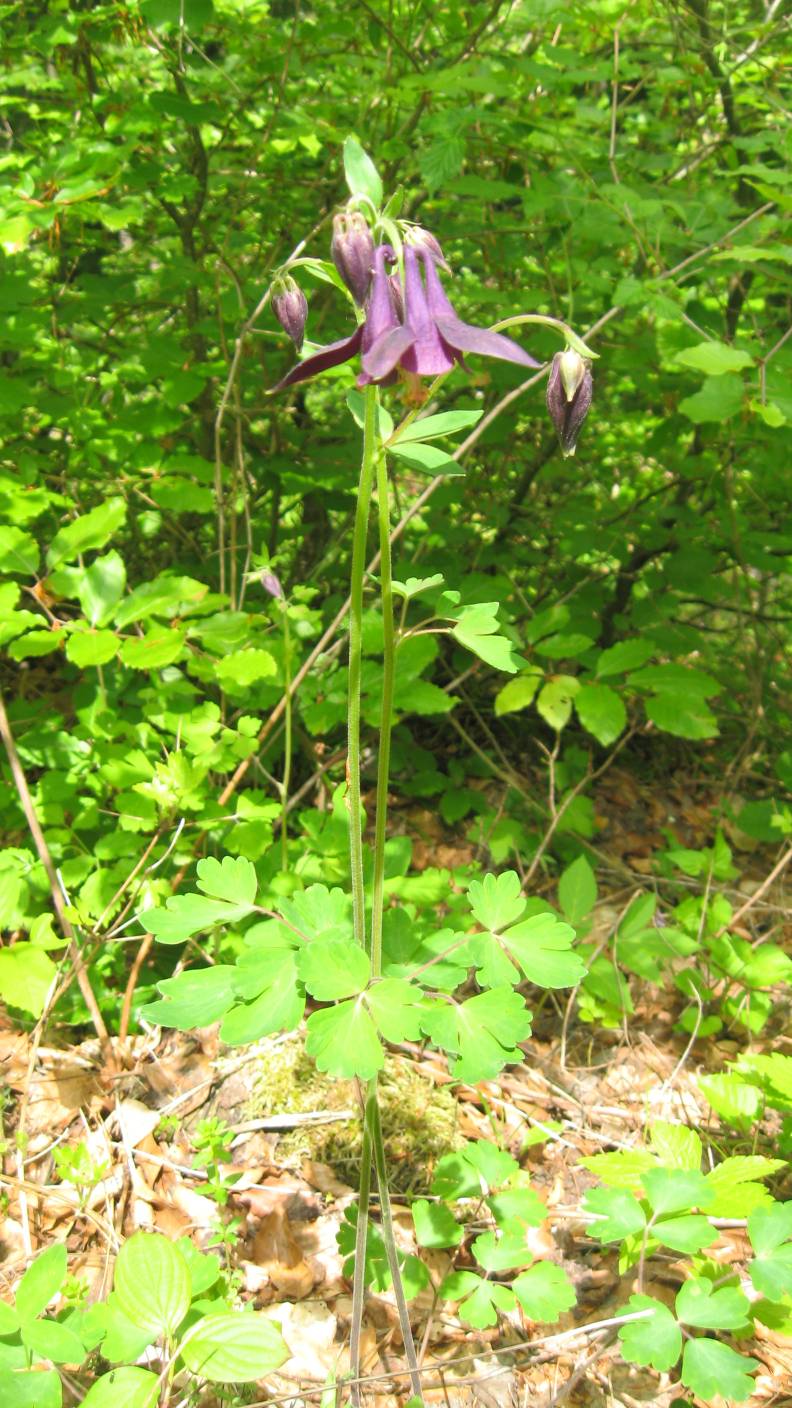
[271,237,540,393]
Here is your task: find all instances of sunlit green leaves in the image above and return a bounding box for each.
[675,1278,750,1330]
[438,1271,516,1329]
[748,1204,792,1300]
[420,987,532,1083]
[141,856,258,943]
[343,135,383,206]
[179,1311,288,1383]
[617,1294,681,1371]
[681,1340,759,1402]
[113,1233,191,1337]
[511,1263,576,1322]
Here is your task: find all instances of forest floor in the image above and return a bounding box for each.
[2,762,791,1408]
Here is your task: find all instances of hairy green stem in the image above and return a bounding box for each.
[348,384,378,953]
[370,446,394,976]
[371,1097,423,1400]
[280,606,292,873]
[347,384,378,1403]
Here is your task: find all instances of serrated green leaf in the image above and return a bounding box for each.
[575,682,626,745]
[0,526,39,576]
[412,1199,462,1249]
[179,1311,287,1383]
[113,1233,191,1337]
[579,1150,657,1189]
[452,604,525,672]
[365,978,424,1042]
[649,1122,702,1172]
[617,1294,682,1371]
[47,498,126,568]
[431,1141,518,1199]
[65,628,119,667]
[681,1339,759,1402]
[76,551,126,626]
[646,692,718,739]
[674,341,753,375]
[119,627,186,670]
[676,1277,750,1329]
[214,648,276,687]
[698,1073,762,1131]
[487,1186,547,1228]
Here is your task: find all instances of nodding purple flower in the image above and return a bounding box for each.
[332,211,375,306]
[272,277,308,351]
[271,243,538,393]
[546,349,593,457]
[404,225,450,272]
[260,569,284,600]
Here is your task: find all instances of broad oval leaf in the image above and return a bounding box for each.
[113,1233,191,1337]
[81,1367,159,1408]
[179,1311,288,1383]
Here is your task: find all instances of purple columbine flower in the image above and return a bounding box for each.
[546,348,593,457]
[272,244,538,393]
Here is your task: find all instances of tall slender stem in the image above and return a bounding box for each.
[347,384,379,1403]
[371,1098,423,1400]
[370,446,394,975]
[280,606,292,873]
[348,384,378,953]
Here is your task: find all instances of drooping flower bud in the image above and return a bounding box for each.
[272,277,308,351]
[546,348,593,457]
[404,224,450,271]
[331,211,375,305]
[260,568,284,600]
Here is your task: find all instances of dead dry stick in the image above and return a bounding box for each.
[0,687,108,1046]
[712,842,792,940]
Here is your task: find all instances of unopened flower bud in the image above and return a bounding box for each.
[260,569,284,600]
[546,348,593,457]
[331,211,375,305]
[272,277,308,350]
[405,224,450,271]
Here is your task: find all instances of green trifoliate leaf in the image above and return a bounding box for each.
[452,603,525,673]
[141,966,239,1030]
[512,1263,575,1322]
[420,987,532,1083]
[431,1141,519,1199]
[579,1150,657,1189]
[487,1186,547,1229]
[15,1245,67,1320]
[391,572,445,600]
[412,1199,463,1249]
[681,1340,759,1402]
[675,1277,750,1330]
[365,978,424,1042]
[748,1203,792,1300]
[305,999,383,1079]
[179,1311,288,1383]
[278,885,352,941]
[653,1215,716,1254]
[473,1227,538,1271]
[575,682,626,745]
[439,1272,516,1329]
[583,1188,646,1242]
[648,1120,702,1171]
[498,913,586,988]
[221,952,305,1045]
[113,1233,191,1337]
[617,1294,682,1371]
[558,854,597,925]
[641,1168,714,1216]
[467,870,526,932]
[297,939,369,1000]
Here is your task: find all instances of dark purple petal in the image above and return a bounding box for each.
[272,281,308,350]
[547,351,593,456]
[361,246,399,354]
[400,247,457,376]
[332,212,375,305]
[270,325,363,392]
[359,325,414,384]
[434,315,541,369]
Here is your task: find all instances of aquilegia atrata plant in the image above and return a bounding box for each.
[141,140,600,1408]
